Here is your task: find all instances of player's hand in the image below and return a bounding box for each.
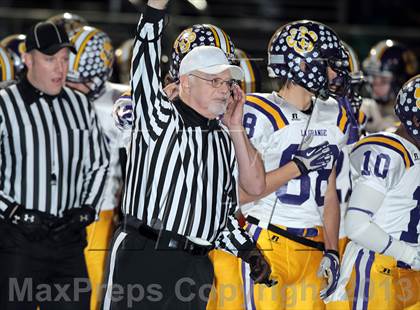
[113,93,133,131]
[163,82,179,100]
[239,248,277,287]
[407,246,420,271]
[292,141,334,175]
[317,249,340,300]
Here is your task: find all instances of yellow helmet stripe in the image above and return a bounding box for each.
[73,29,99,72]
[0,52,6,81]
[0,48,13,81]
[220,29,231,55]
[206,25,221,49]
[70,28,85,46]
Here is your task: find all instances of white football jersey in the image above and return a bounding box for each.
[241,92,349,228]
[350,132,420,244]
[93,81,130,211]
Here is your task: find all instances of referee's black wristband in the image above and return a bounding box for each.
[144,4,167,22]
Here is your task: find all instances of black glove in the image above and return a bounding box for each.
[239,248,277,287]
[6,205,50,241]
[50,206,96,242]
[292,141,334,175]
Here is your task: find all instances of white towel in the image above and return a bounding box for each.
[324,241,363,303]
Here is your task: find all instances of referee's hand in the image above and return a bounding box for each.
[222,83,245,129]
[239,247,277,287]
[148,0,169,10]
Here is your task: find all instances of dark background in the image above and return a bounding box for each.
[1,0,420,86]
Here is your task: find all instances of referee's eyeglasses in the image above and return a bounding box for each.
[190,74,235,89]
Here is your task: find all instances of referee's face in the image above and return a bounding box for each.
[188,69,232,119]
[25,48,70,96]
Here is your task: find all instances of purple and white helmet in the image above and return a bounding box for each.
[170,24,236,81]
[267,20,349,100]
[395,74,420,141]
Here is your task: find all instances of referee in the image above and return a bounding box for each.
[101,1,272,310]
[0,21,109,309]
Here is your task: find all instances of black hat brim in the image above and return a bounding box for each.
[41,43,77,55]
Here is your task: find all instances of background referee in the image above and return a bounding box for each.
[0,21,110,309]
[102,1,273,309]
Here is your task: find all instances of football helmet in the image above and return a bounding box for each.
[267,20,349,100]
[47,12,88,37]
[115,39,133,85]
[363,40,418,103]
[0,45,14,82]
[395,74,420,141]
[0,34,26,78]
[67,26,114,99]
[169,24,236,80]
[234,48,262,93]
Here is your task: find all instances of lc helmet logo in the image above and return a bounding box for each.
[174,29,197,55]
[286,26,318,55]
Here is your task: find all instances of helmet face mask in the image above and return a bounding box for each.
[169,24,236,81]
[341,41,365,114]
[395,75,420,142]
[67,26,114,99]
[267,20,349,100]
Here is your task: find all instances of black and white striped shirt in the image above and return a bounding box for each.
[123,6,253,253]
[0,77,109,218]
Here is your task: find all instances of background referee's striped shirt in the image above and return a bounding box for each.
[123,6,253,253]
[0,78,109,218]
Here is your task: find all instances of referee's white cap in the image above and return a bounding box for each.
[179,46,244,80]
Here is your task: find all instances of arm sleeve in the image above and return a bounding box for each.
[345,183,417,264]
[0,97,18,219]
[131,5,173,141]
[215,153,255,256]
[81,102,110,216]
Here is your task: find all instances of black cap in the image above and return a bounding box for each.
[25,21,77,55]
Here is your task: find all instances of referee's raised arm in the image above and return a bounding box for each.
[131,0,172,141]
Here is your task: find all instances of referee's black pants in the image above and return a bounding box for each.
[101,224,214,310]
[0,223,90,310]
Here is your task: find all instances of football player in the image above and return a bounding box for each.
[361,40,418,133]
[328,75,420,309]
[65,25,129,310]
[239,20,351,310]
